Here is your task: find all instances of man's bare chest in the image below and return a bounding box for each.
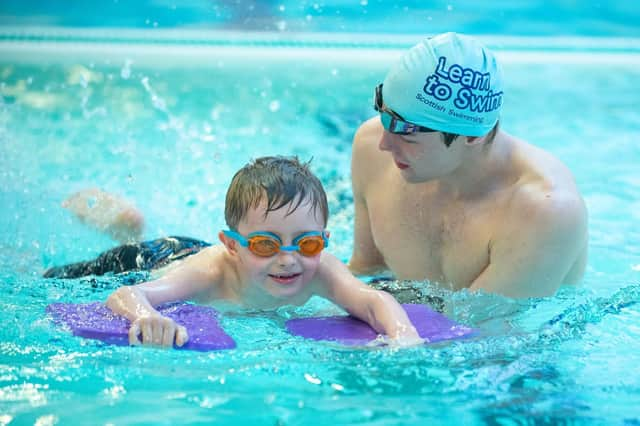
[366,187,494,289]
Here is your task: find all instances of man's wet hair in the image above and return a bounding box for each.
[224,156,329,230]
[442,121,500,147]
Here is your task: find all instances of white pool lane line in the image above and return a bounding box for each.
[1,27,640,66]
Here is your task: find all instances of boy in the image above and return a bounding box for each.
[49,156,420,347]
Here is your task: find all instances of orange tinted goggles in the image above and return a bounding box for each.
[223,230,329,257]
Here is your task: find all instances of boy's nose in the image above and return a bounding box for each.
[276,251,297,267]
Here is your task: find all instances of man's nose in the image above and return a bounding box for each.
[378,130,395,152]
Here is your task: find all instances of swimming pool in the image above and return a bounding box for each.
[1,28,640,425]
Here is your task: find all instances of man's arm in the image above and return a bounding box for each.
[316,254,420,344]
[349,192,388,275]
[470,189,588,298]
[348,119,388,275]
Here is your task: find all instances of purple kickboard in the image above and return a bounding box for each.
[46,302,236,351]
[286,304,476,345]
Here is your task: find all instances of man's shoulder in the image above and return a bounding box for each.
[353,117,382,153]
[351,117,389,184]
[505,136,586,226]
[507,177,587,240]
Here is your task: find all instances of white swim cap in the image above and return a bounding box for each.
[383,32,504,136]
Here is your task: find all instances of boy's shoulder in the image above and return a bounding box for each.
[312,253,361,291]
[188,244,228,270]
[158,244,227,280]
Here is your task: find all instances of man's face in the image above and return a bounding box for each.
[378,128,465,183]
[374,83,466,182]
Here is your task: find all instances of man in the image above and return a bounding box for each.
[349,32,587,298]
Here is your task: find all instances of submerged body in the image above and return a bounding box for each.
[105,197,419,347]
[50,157,421,347]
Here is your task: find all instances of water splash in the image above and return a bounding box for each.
[545,283,640,332]
[140,76,168,113]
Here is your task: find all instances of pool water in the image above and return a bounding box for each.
[1,31,640,425]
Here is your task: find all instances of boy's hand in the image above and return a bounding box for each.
[128,315,189,348]
[388,324,424,347]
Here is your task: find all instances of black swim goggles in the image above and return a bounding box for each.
[374,83,438,135]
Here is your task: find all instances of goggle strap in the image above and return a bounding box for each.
[222,230,249,247]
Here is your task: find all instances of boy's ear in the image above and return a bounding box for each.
[218,231,238,255]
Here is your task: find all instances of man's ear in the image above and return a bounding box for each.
[219,231,238,255]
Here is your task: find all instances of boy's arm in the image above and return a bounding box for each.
[106,282,190,347]
[106,248,221,346]
[315,254,421,344]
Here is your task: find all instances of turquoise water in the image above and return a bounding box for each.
[1,32,640,424]
[2,1,640,37]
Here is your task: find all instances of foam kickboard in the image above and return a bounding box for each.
[46,302,236,351]
[286,303,476,345]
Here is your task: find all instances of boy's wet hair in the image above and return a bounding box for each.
[225,156,329,230]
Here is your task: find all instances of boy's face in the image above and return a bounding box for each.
[232,198,326,300]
